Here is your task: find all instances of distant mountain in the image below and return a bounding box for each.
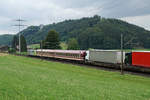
[0,34,14,46]
[1,15,150,49]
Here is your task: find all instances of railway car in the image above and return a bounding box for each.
[124,51,150,73]
[27,49,36,56]
[86,50,126,64]
[126,51,150,68]
[36,49,86,61]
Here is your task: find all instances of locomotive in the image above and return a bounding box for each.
[28,49,150,73]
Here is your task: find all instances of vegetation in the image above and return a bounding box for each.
[60,42,68,50]
[29,44,40,49]
[0,55,150,100]
[11,35,18,50]
[0,34,13,45]
[15,51,28,55]
[42,30,61,49]
[67,38,79,50]
[1,15,150,50]
[19,15,150,50]
[29,42,67,50]
[8,48,16,53]
[20,35,27,52]
[11,35,27,52]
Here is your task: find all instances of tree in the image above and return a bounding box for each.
[11,35,18,50]
[20,35,27,52]
[43,30,61,49]
[67,38,79,50]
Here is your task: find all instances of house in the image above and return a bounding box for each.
[0,46,9,52]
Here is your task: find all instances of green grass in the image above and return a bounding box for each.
[29,44,40,49]
[0,55,150,100]
[123,49,150,52]
[15,52,27,55]
[60,42,68,50]
[29,42,68,50]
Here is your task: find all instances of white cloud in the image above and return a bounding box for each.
[0,0,150,35]
[121,14,150,30]
[0,30,16,35]
[0,0,101,35]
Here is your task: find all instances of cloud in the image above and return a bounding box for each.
[0,0,149,34]
[99,0,150,18]
[121,14,150,30]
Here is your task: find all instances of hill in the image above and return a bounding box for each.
[1,15,150,49]
[0,34,14,45]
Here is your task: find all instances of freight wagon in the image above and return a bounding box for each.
[85,50,126,68]
[126,51,150,68]
[86,50,125,64]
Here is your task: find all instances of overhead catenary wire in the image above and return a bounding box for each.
[13,18,27,53]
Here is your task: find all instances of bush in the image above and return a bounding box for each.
[8,48,16,53]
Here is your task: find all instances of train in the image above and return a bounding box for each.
[27,49,150,73]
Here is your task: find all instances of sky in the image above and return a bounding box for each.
[0,0,150,35]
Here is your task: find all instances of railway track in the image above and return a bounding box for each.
[14,54,150,78]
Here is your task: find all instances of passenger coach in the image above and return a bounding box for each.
[36,49,86,61]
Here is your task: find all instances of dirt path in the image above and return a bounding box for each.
[0,53,8,56]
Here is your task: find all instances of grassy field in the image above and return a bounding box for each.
[0,55,150,100]
[29,44,40,49]
[29,42,68,50]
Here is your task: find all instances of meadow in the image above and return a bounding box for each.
[29,42,68,50]
[0,54,150,100]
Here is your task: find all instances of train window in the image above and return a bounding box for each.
[74,54,75,57]
[73,54,75,57]
[60,53,63,56]
[76,54,78,57]
[77,54,79,58]
[75,54,77,57]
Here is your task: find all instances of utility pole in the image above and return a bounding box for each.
[13,18,26,53]
[40,40,44,61]
[120,34,138,75]
[121,33,124,75]
[41,40,43,57]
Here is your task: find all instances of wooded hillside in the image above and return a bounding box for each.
[1,15,150,49]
